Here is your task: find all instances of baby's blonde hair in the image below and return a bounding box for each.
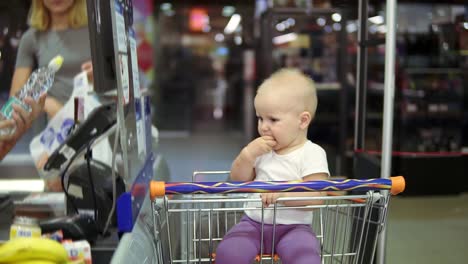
[29,0,88,31]
[257,68,318,119]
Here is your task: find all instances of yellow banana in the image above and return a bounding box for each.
[0,237,68,263]
[8,261,84,264]
[7,260,57,264]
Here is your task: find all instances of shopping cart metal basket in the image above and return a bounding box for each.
[149,174,405,264]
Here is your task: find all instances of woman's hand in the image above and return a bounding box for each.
[0,120,16,141]
[11,94,46,135]
[0,94,46,160]
[28,94,46,120]
[0,120,17,160]
[45,177,63,192]
[81,60,93,83]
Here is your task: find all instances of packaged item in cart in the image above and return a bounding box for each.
[9,216,41,239]
[42,229,64,242]
[62,239,92,264]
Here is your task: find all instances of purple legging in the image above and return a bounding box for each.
[215,216,320,264]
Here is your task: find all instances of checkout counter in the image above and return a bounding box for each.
[0,116,171,263]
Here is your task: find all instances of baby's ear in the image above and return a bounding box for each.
[299,111,311,129]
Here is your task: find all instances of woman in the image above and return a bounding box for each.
[10,0,92,189]
[10,0,92,119]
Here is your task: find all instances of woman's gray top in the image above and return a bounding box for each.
[15,27,91,104]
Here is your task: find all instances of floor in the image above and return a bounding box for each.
[158,129,468,264]
[386,194,468,263]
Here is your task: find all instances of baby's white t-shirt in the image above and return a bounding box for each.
[244,140,329,225]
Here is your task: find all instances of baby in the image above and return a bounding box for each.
[215,68,329,264]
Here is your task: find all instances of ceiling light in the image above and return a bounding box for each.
[276,23,286,31]
[317,17,326,26]
[234,36,242,45]
[224,14,241,34]
[161,3,172,11]
[346,22,357,33]
[273,33,298,45]
[369,15,384,24]
[333,23,342,31]
[222,6,236,17]
[215,33,225,42]
[377,25,387,33]
[332,13,342,22]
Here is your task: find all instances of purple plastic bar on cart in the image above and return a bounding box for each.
[150,177,405,199]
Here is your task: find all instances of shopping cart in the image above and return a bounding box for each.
[149,173,405,264]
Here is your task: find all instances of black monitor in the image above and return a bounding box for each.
[86,0,117,94]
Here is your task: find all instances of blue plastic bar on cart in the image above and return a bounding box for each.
[150,176,405,200]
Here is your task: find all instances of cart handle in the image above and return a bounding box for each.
[150,176,405,201]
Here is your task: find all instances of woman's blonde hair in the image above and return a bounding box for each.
[29,0,87,31]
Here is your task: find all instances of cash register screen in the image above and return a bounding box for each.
[85,0,117,94]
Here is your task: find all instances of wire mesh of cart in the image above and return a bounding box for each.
[149,172,405,264]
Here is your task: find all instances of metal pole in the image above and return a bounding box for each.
[243,50,255,143]
[377,0,397,263]
[354,0,368,151]
[337,13,348,176]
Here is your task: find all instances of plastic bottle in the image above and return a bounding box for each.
[0,55,64,136]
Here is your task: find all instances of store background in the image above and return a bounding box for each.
[0,0,467,263]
